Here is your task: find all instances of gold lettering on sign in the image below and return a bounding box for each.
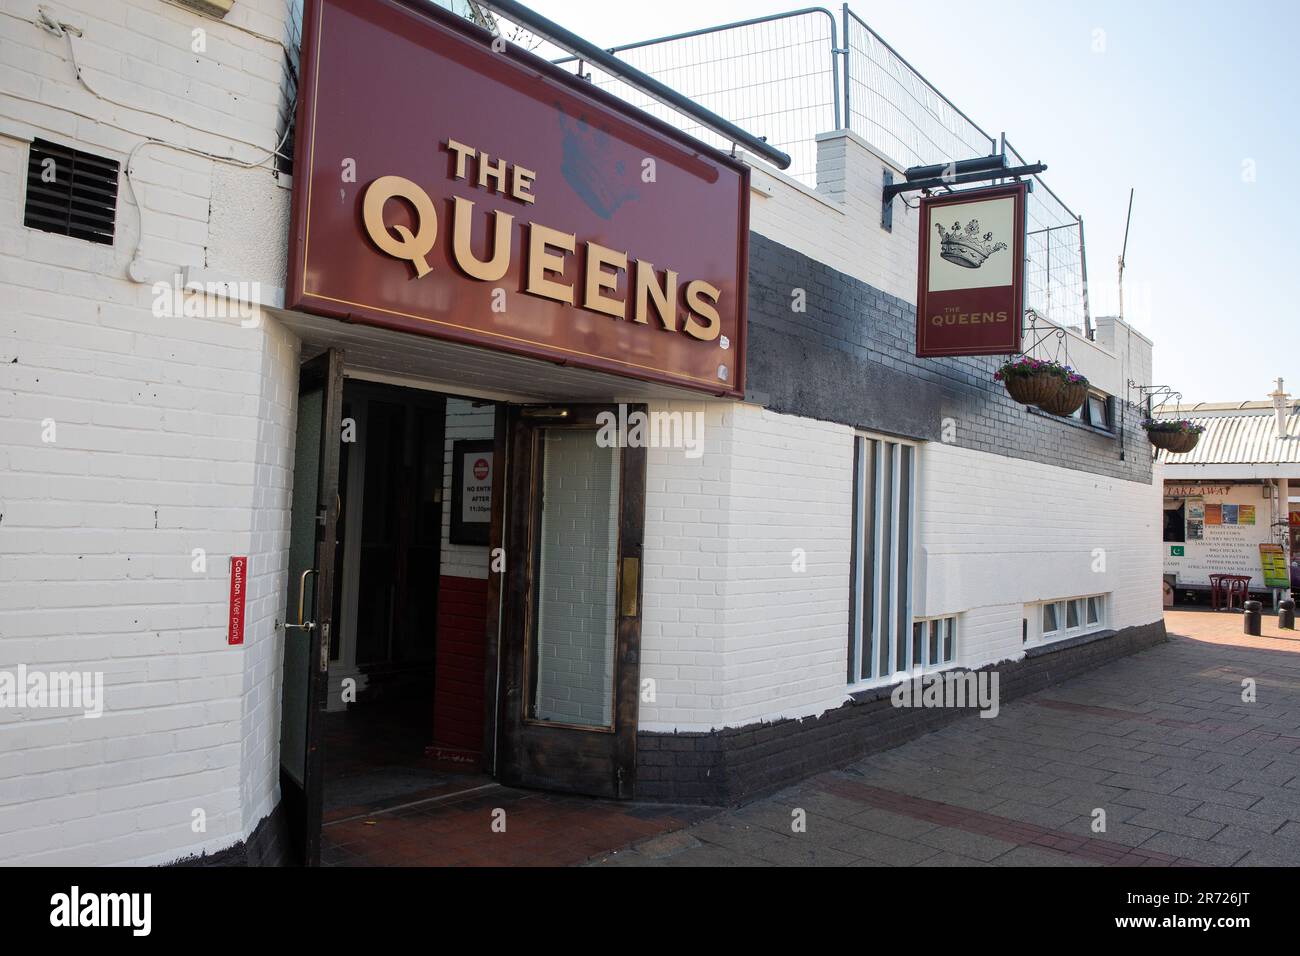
[477,153,508,192]
[362,176,438,278]
[511,166,537,205]
[683,280,721,341]
[583,242,628,318]
[445,139,474,181]
[527,224,577,304]
[359,139,731,347]
[633,260,678,331]
[450,197,514,282]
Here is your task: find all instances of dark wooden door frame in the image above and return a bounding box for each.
[281,347,344,867]
[490,404,646,799]
[481,403,509,775]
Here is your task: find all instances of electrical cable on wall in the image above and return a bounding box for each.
[6,6,295,280]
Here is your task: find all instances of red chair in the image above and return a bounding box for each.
[1210,573,1230,610]
[1210,574,1253,611]
[1227,575,1252,611]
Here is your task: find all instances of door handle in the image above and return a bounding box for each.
[284,568,317,632]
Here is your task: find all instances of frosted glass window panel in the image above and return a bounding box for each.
[531,429,620,728]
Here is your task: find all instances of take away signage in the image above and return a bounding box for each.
[915,181,1027,358]
[288,0,749,397]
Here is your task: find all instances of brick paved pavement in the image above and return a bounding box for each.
[594,610,1300,867]
[320,611,1300,866]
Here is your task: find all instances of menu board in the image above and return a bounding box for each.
[1260,543,1289,588]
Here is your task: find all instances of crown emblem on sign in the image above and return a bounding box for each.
[936,218,1007,269]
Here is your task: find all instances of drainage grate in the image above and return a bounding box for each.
[23,138,120,245]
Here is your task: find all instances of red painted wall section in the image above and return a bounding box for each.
[429,574,489,765]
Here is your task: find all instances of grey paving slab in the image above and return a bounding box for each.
[912,826,1019,862]
[1168,784,1261,810]
[1126,808,1225,840]
[610,613,1300,867]
[1139,832,1249,866]
[994,845,1103,867]
[1189,802,1289,834]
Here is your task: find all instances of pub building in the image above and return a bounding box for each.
[1,0,1163,866]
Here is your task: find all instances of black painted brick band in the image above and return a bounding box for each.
[636,618,1168,806]
[744,232,1153,484]
[166,801,291,867]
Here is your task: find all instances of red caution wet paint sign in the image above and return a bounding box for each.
[228,556,248,645]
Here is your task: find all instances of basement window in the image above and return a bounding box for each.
[1031,594,1107,645]
[24,138,120,245]
[910,615,958,670]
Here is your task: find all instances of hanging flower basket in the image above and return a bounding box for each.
[1037,379,1089,417]
[995,356,1088,415]
[1143,419,1204,454]
[1002,370,1061,405]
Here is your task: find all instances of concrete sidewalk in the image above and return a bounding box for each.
[593,610,1300,867]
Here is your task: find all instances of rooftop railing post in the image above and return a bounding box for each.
[826,8,841,130]
[841,3,851,132]
[1079,215,1094,340]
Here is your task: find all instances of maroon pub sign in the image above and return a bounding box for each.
[287,0,749,397]
[915,182,1026,358]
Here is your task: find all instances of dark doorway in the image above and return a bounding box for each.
[316,381,495,840]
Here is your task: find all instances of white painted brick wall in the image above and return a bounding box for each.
[440,398,492,580]
[640,402,853,732]
[748,129,918,304]
[641,407,1164,734]
[0,0,298,865]
[916,438,1164,665]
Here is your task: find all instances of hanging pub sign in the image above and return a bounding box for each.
[915,181,1027,358]
[287,0,749,397]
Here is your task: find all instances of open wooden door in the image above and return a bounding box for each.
[279,348,344,865]
[497,404,646,799]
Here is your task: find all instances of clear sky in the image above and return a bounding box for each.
[526,0,1298,404]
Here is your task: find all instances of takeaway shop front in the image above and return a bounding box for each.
[275,0,748,864]
[1162,481,1292,604]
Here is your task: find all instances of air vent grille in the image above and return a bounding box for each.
[24,138,120,245]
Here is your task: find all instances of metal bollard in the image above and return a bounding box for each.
[1243,600,1262,636]
[1280,599,1296,630]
